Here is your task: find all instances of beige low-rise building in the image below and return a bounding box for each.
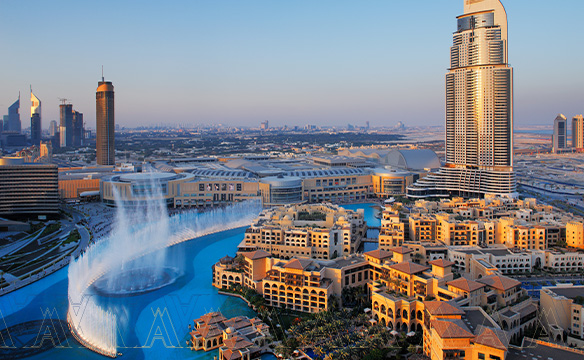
[213,249,370,314]
[540,285,584,343]
[422,301,508,360]
[535,248,584,272]
[435,213,480,246]
[189,311,269,360]
[446,277,485,307]
[477,275,523,311]
[409,214,437,242]
[239,203,366,260]
[566,221,584,249]
[378,207,405,249]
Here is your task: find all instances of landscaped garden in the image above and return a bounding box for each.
[275,308,423,360]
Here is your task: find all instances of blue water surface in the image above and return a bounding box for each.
[0,203,378,359]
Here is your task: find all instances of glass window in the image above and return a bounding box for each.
[199,183,205,191]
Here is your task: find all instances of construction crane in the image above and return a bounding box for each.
[57,97,71,105]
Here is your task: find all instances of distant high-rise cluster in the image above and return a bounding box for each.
[408,0,515,198]
[260,120,269,131]
[551,113,584,152]
[58,101,84,148]
[96,76,115,165]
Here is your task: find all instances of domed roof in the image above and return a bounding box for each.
[225,327,234,334]
[338,216,346,222]
[386,149,440,170]
[97,81,114,92]
[260,175,302,188]
[219,255,234,264]
[283,214,292,220]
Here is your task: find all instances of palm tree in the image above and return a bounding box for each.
[314,345,325,357]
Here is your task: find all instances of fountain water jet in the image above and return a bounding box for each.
[67,174,262,357]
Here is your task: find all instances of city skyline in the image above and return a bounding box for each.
[1,0,583,129]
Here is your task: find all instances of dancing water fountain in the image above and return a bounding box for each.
[67,175,262,357]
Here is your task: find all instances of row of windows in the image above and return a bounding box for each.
[344,270,369,286]
[197,183,243,192]
[315,178,357,187]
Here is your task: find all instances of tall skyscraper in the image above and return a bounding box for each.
[49,120,58,137]
[408,0,515,198]
[30,87,42,146]
[72,110,84,147]
[59,103,73,147]
[4,94,21,133]
[572,115,584,149]
[96,76,115,165]
[552,114,567,153]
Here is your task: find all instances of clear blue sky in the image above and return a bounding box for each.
[1,0,583,129]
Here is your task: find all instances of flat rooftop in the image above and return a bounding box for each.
[507,338,584,360]
[479,249,512,256]
[319,256,368,269]
[476,259,496,268]
[457,249,483,255]
[461,309,497,334]
[548,286,584,300]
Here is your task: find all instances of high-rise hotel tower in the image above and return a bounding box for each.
[408,0,516,198]
[96,76,115,165]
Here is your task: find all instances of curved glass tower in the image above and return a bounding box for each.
[408,0,516,198]
[31,88,41,145]
[4,95,20,133]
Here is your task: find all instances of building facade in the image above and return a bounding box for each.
[96,78,115,165]
[72,110,84,147]
[540,285,584,343]
[553,114,568,153]
[239,204,366,260]
[49,120,58,137]
[101,172,260,207]
[573,114,584,149]
[30,89,41,146]
[0,157,59,218]
[408,0,516,198]
[4,95,21,133]
[59,103,73,147]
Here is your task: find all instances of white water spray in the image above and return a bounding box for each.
[67,178,262,357]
